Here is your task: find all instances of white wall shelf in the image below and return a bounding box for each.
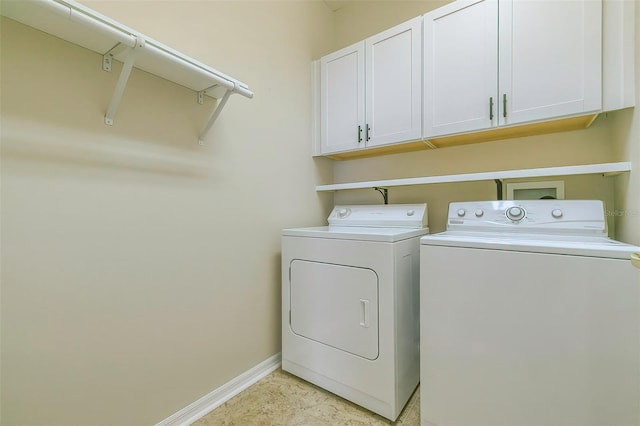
[0,0,254,144]
[316,162,632,192]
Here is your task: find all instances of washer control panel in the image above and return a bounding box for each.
[447,200,607,235]
[328,203,428,228]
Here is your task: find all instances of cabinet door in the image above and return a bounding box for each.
[498,0,602,126]
[423,0,498,138]
[320,42,365,154]
[365,16,423,148]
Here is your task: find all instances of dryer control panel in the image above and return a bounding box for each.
[328,204,428,228]
[447,200,607,235]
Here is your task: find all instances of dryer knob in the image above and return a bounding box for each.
[552,209,563,218]
[407,210,415,216]
[457,209,466,217]
[338,208,349,218]
[475,209,484,217]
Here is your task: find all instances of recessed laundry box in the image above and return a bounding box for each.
[282,204,428,421]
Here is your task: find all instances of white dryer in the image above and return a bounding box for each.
[282,204,428,420]
[420,200,640,426]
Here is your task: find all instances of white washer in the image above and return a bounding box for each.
[282,203,429,420]
[420,200,640,426]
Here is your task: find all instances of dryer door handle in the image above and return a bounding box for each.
[359,299,370,328]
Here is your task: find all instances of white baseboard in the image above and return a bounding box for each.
[156,353,281,426]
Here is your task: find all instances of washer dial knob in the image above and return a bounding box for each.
[457,209,466,217]
[551,209,563,218]
[475,209,484,218]
[506,206,525,221]
[407,209,415,216]
[337,208,350,218]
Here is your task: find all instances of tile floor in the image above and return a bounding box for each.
[193,369,420,425]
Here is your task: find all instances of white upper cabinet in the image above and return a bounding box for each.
[423,0,498,137]
[315,0,632,158]
[320,17,422,155]
[499,0,602,126]
[365,17,423,148]
[424,0,603,138]
[320,43,365,154]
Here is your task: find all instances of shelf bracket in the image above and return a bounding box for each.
[494,179,503,200]
[198,85,235,145]
[102,43,131,73]
[102,54,112,72]
[373,187,389,205]
[104,36,145,126]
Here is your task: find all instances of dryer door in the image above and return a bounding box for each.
[289,260,379,360]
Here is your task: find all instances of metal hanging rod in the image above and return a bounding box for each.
[3,0,254,143]
[37,0,252,97]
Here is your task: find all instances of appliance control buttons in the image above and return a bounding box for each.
[457,209,466,217]
[506,206,525,221]
[475,209,484,217]
[407,210,415,216]
[551,209,563,218]
[337,208,350,218]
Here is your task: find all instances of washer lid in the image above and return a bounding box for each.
[420,231,640,259]
[283,226,429,242]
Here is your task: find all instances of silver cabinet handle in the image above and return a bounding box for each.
[503,93,507,118]
[489,97,494,120]
[366,124,371,142]
[358,125,362,143]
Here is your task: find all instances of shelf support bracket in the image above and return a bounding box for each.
[102,54,112,72]
[373,187,389,205]
[102,43,131,73]
[104,36,145,126]
[494,179,503,200]
[198,85,235,145]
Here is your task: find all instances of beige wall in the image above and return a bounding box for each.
[330,0,634,241]
[0,1,334,424]
[1,0,638,424]
[612,2,640,245]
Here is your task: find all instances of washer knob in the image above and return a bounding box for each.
[407,209,415,216]
[457,209,466,217]
[475,209,484,218]
[506,206,525,221]
[338,208,349,218]
[552,209,563,218]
